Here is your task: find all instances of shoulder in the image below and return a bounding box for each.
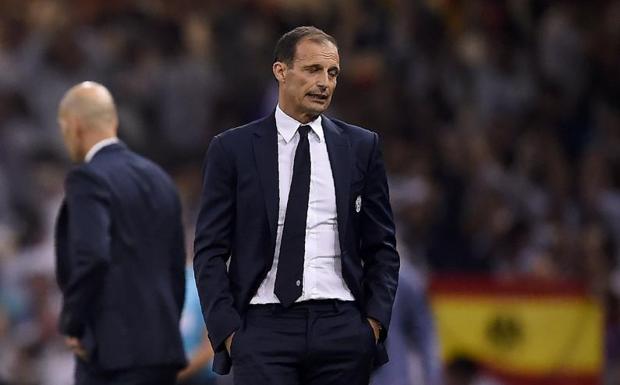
[86,147,176,192]
[324,117,380,160]
[215,115,271,144]
[130,151,176,184]
[325,116,378,144]
[206,115,273,163]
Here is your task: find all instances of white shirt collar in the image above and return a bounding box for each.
[84,137,120,163]
[275,105,324,143]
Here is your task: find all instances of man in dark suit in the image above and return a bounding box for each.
[194,26,400,385]
[55,82,187,385]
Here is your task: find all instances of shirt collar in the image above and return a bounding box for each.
[84,137,119,162]
[275,105,324,144]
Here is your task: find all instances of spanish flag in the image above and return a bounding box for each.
[430,275,603,385]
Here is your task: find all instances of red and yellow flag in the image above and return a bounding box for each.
[430,275,603,385]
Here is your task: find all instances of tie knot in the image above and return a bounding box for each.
[298,125,311,138]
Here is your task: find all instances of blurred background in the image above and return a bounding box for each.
[0,0,618,384]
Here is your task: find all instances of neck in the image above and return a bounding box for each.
[278,101,318,124]
[81,132,116,159]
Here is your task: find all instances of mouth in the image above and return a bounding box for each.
[307,93,329,102]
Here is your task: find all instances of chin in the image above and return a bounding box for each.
[307,103,329,114]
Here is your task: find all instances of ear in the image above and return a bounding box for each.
[272,61,287,83]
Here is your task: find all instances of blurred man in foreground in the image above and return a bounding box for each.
[55,82,186,384]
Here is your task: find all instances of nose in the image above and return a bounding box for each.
[316,71,329,90]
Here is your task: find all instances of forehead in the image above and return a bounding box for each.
[293,38,339,66]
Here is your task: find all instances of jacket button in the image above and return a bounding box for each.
[296,280,301,286]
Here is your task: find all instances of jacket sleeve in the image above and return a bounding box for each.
[360,132,400,342]
[193,135,241,356]
[59,168,111,337]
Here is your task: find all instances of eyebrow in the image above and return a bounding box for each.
[302,64,322,70]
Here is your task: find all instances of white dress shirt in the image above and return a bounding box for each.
[250,106,354,304]
[84,137,119,163]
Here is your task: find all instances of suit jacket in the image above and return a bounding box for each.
[55,142,187,371]
[194,113,400,374]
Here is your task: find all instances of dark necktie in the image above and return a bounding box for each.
[274,125,311,307]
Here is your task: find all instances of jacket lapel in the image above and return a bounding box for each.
[322,117,351,249]
[252,114,279,250]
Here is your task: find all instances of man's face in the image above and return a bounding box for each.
[277,38,340,121]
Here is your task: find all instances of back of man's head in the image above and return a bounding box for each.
[59,81,118,133]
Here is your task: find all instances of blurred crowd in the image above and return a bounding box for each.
[1,0,620,384]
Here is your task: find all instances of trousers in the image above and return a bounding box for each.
[231,300,376,385]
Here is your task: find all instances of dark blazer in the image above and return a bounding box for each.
[194,113,400,374]
[55,142,187,371]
